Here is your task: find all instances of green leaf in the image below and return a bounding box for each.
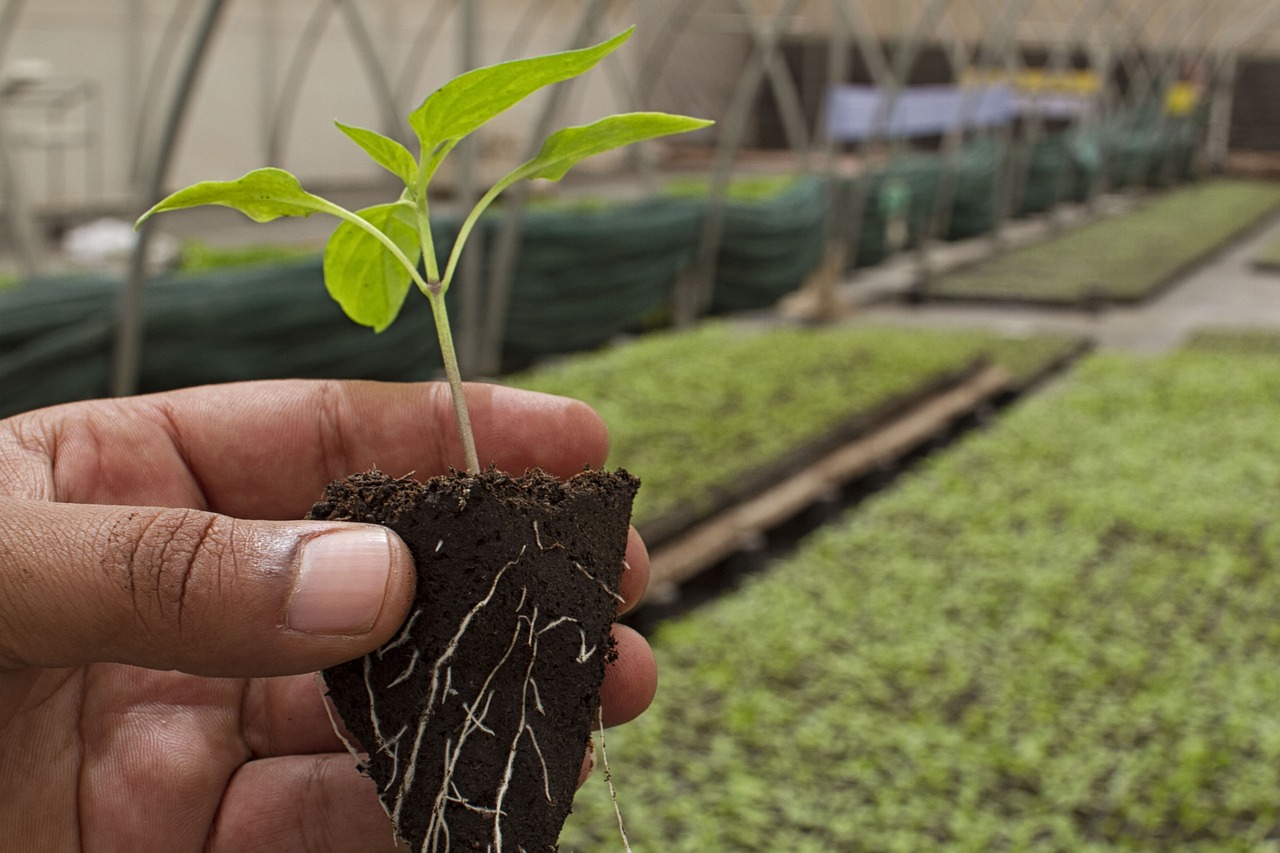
[439,112,712,292]
[323,201,421,332]
[136,167,334,226]
[409,28,634,178]
[335,122,419,187]
[515,112,714,183]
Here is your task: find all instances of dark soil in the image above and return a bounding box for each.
[308,467,639,852]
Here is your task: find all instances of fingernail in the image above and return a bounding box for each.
[288,527,395,636]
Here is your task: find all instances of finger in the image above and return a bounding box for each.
[600,624,656,728]
[619,526,649,615]
[7,381,611,517]
[207,754,408,853]
[0,499,415,676]
[240,675,350,758]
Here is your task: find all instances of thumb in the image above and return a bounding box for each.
[0,497,415,677]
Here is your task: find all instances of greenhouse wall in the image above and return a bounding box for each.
[4,0,724,214]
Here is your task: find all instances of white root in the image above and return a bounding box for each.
[392,548,525,828]
[576,626,598,664]
[425,607,529,851]
[574,561,626,604]
[317,673,369,772]
[597,711,632,853]
[381,606,425,657]
[492,613,541,853]
[350,535,620,852]
[531,520,565,553]
[387,647,422,688]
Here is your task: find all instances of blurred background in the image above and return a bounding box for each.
[5,0,1280,402]
[8,2,1280,850]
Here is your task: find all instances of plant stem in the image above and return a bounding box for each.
[427,290,481,474]
[415,192,479,475]
[314,197,480,474]
[416,191,442,283]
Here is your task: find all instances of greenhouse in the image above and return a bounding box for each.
[5,1,1280,851]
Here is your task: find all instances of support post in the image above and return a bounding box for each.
[0,0,39,278]
[455,0,486,376]
[111,0,229,397]
[477,0,614,375]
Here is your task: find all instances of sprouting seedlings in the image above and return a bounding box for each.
[136,27,711,474]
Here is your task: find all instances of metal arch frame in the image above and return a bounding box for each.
[263,0,407,166]
[946,0,1037,244]
[1025,0,1119,224]
[477,0,828,360]
[0,0,39,277]
[112,0,230,396]
[113,0,461,395]
[819,0,956,299]
[127,0,204,186]
[669,0,807,327]
[472,0,617,374]
[1201,0,1280,171]
[916,0,1049,265]
[393,0,462,108]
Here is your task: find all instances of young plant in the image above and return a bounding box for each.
[138,29,709,853]
[137,27,711,473]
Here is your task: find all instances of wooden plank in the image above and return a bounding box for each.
[647,364,1013,593]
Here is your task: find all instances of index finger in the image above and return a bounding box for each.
[4,380,611,518]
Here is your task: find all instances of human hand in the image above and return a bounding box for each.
[0,380,655,852]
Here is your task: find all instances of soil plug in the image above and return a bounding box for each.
[309,468,638,850]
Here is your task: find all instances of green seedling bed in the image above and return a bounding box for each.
[928,179,1280,307]
[176,239,318,273]
[1183,326,1280,355]
[509,322,1084,543]
[563,349,1280,851]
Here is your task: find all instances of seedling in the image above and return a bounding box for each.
[137,27,711,473]
[138,29,709,852]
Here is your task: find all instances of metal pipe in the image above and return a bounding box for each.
[673,0,803,327]
[265,0,335,166]
[258,0,278,162]
[1033,0,1114,222]
[819,0,894,274]
[637,0,708,111]
[336,0,410,145]
[805,0,853,318]
[0,0,26,58]
[455,0,486,375]
[128,0,202,186]
[924,15,981,251]
[974,0,1035,241]
[1100,0,1173,191]
[1198,1,1280,173]
[111,0,230,398]
[394,0,458,105]
[478,0,616,374]
[498,0,552,62]
[0,0,39,277]
[835,0,948,287]
[731,0,812,160]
